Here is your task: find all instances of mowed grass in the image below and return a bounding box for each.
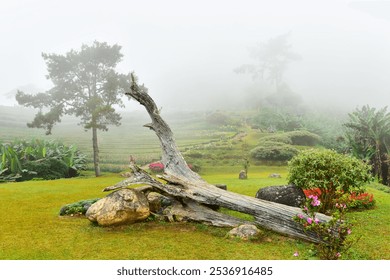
[0,168,389,260]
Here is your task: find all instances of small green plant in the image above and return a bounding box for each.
[293,194,358,260]
[59,198,100,216]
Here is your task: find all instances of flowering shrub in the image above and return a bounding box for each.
[293,194,358,260]
[348,192,375,209]
[303,188,375,210]
[288,149,372,213]
[148,162,164,173]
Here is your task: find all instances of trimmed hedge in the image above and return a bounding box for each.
[285,130,321,146]
[250,141,299,161]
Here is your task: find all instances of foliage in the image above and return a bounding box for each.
[59,198,100,216]
[288,149,372,213]
[23,158,68,180]
[344,105,390,186]
[187,163,201,173]
[293,195,357,260]
[15,41,131,177]
[250,141,298,161]
[348,192,376,210]
[260,134,292,145]
[0,139,86,182]
[250,107,304,132]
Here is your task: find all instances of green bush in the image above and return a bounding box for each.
[250,142,298,161]
[285,130,321,146]
[260,134,293,145]
[288,149,372,213]
[23,158,69,180]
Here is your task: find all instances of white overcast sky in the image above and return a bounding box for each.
[1,0,389,110]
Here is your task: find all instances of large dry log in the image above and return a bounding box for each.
[105,74,333,243]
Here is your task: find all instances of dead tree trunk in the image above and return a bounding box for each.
[105,74,332,243]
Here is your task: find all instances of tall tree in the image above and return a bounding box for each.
[235,32,301,87]
[16,41,131,177]
[344,105,390,186]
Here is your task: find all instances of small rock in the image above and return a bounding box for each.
[268,173,281,178]
[214,184,227,190]
[239,170,247,180]
[227,224,262,240]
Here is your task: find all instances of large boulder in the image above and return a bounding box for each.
[255,184,305,207]
[86,189,150,226]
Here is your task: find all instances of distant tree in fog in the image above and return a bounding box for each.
[16,41,131,177]
[235,32,301,87]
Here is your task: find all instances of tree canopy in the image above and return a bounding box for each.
[16,41,131,176]
[344,105,390,186]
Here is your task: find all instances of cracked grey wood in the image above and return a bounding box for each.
[104,74,332,243]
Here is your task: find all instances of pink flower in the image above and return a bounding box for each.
[307,218,313,224]
[297,214,304,219]
[314,218,320,224]
[311,199,321,207]
[293,251,299,257]
[347,229,352,235]
[335,252,341,258]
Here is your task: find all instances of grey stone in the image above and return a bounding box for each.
[255,184,306,207]
[239,170,247,180]
[86,189,150,226]
[147,192,174,213]
[227,225,261,240]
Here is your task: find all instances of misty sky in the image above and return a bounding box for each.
[1,0,389,111]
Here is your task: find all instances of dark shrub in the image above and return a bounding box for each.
[23,158,69,180]
[59,198,100,216]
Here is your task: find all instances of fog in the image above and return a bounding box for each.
[1,0,389,111]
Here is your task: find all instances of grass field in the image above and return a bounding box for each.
[0,168,389,260]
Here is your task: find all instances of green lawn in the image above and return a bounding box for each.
[0,169,389,260]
